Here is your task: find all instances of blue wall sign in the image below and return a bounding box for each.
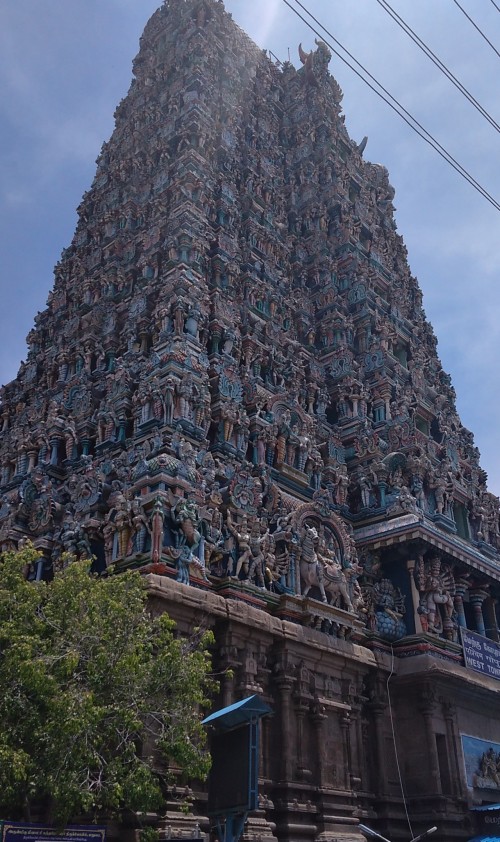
[461,734,500,791]
[1,824,106,842]
[461,628,500,679]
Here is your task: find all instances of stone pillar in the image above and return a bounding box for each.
[357,327,368,352]
[275,673,295,781]
[470,589,489,637]
[453,578,469,629]
[219,644,239,708]
[220,670,234,709]
[49,436,61,466]
[442,700,462,797]
[1,461,11,486]
[360,714,372,794]
[15,447,28,476]
[250,433,258,466]
[418,688,441,794]
[118,419,128,443]
[486,598,500,642]
[27,448,38,473]
[209,324,222,355]
[407,558,423,633]
[311,705,328,788]
[80,436,91,456]
[139,329,149,354]
[293,697,311,780]
[348,701,363,792]
[340,711,352,790]
[370,702,388,796]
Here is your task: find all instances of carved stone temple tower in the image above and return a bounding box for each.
[2,2,500,840]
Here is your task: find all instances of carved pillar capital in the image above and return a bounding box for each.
[470,588,489,636]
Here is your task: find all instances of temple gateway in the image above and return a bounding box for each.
[1,2,500,841]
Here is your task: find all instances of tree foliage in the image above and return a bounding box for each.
[0,544,215,825]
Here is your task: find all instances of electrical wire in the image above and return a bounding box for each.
[281,0,500,212]
[387,645,414,839]
[490,0,500,13]
[452,0,500,59]
[286,0,500,209]
[375,0,500,135]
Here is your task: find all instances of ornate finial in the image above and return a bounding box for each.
[298,40,332,86]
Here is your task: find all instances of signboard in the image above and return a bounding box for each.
[461,628,500,679]
[471,805,500,836]
[461,734,500,791]
[477,812,500,833]
[1,824,106,842]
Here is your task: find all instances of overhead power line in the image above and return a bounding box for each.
[490,0,500,13]
[375,0,500,134]
[281,0,500,213]
[452,0,500,59]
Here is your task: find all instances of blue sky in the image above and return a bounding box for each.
[1,1,499,492]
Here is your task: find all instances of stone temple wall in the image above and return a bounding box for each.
[1,1,500,839]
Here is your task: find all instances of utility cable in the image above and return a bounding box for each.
[375,0,500,135]
[387,645,414,839]
[285,0,500,208]
[490,0,500,13]
[452,0,500,59]
[281,0,500,212]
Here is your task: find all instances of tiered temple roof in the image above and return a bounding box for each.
[1,0,499,670]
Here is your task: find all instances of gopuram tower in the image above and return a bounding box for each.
[1,2,500,840]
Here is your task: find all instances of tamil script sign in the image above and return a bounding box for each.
[461,627,500,679]
[1,824,106,842]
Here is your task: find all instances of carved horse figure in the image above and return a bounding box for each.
[300,522,357,612]
[322,557,355,612]
[299,524,327,602]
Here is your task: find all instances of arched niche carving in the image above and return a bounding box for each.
[267,394,310,430]
[290,501,358,568]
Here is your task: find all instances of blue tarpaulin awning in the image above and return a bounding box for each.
[472,805,500,812]
[468,836,500,841]
[202,694,272,731]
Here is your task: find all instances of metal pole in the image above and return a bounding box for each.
[358,824,392,842]
[359,825,437,842]
[216,813,247,842]
[410,829,437,842]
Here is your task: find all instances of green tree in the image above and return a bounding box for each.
[0,544,215,825]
